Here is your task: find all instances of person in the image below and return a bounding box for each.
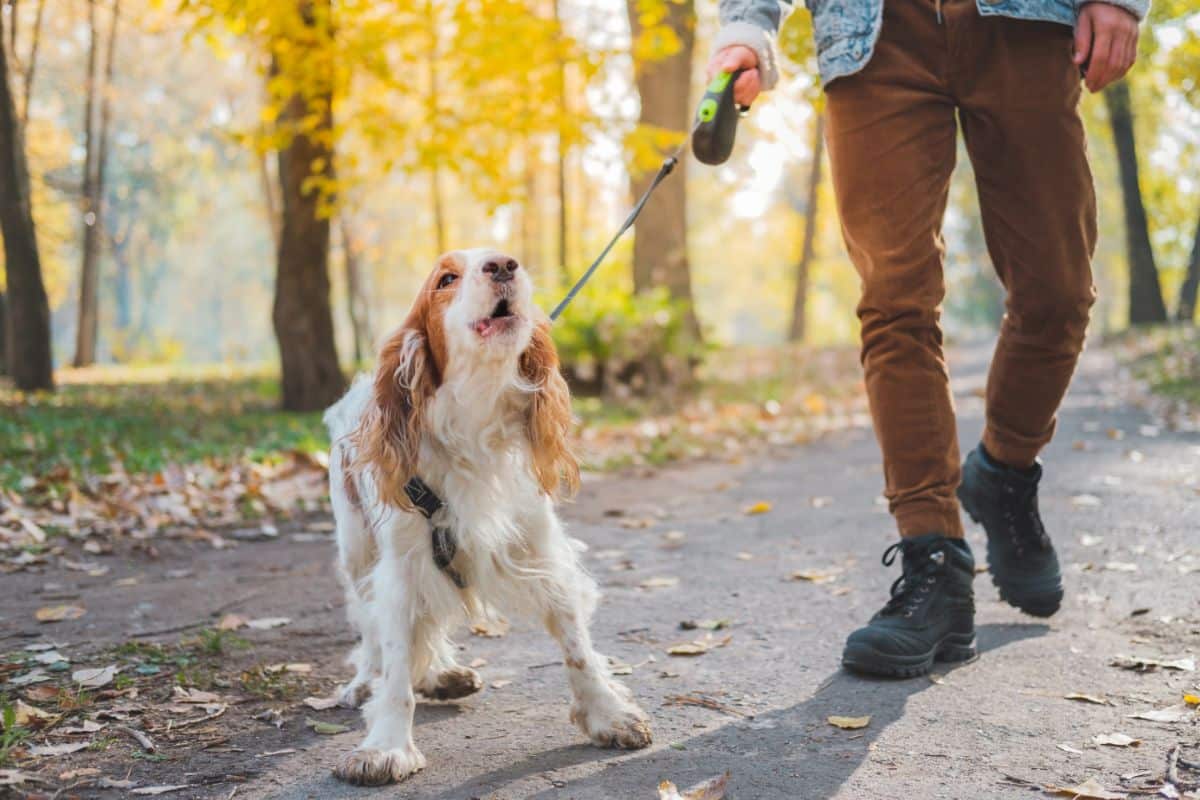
[709,0,1144,676]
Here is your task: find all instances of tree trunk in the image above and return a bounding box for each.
[625,0,700,340]
[0,8,53,391]
[0,291,7,374]
[271,12,344,412]
[20,0,44,125]
[1175,207,1200,324]
[789,112,823,342]
[1104,80,1167,326]
[258,149,281,254]
[73,0,102,366]
[339,213,372,364]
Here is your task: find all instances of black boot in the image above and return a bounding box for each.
[842,534,977,678]
[957,444,1063,617]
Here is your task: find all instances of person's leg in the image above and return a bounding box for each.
[956,19,1097,468]
[829,0,978,678]
[825,0,962,540]
[953,10,1097,617]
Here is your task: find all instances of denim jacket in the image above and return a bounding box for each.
[713,0,1149,87]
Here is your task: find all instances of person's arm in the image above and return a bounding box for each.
[708,0,795,106]
[1073,0,1145,93]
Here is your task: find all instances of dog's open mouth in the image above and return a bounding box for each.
[474,298,519,338]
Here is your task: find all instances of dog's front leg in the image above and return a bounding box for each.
[333,560,426,786]
[531,510,652,750]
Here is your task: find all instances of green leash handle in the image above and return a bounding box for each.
[692,69,747,166]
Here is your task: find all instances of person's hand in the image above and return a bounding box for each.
[1074,2,1139,93]
[707,45,762,107]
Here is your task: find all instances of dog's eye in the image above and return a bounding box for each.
[437,273,458,289]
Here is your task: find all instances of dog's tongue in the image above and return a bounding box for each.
[475,319,495,337]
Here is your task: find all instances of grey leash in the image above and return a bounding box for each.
[548,123,699,323]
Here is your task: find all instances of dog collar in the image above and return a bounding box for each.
[404,477,468,590]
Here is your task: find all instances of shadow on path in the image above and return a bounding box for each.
[417,623,1049,800]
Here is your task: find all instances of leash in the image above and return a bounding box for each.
[548,69,747,323]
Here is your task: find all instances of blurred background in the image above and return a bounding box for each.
[1,0,1198,488]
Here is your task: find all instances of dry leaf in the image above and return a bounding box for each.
[668,643,708,657]
[790,569,840,584]
[1184,694,1199,706]
[735,552,754,561]
[1043,778,1127,799]
[72,665,116,689]
[245,617,291,630]
[1111,655,1195,672]
[173,687,221,704]
[490,680,512,689]
[828,715,870,730]
[743,501,772,515]
[0,770,49,787]
[302,696,339,711]
[28,741,91,757]
[1127,704,1194,723]
[470,618,510,638]
[13,701,53,726]
[1103,562,1138,572]
[658,771,731,800]
[305,718,349,735]
[1057,743,1083,754]
[1071,494,1102,508]
[640,576,680,590]
[35,605,86,623]
[131,785,192,795]
[1064,693,1110,705]
[1093,733,1141,747]
[217,614,248,631]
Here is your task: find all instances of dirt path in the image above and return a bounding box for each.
[4,344,1199,799]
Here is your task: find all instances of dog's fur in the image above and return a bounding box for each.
[324,249,652,785]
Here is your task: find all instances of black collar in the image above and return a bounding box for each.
[404,477,467,589]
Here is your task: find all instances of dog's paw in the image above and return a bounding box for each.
[571,697,653,750]
[336,679,372,709]
[416,665,483,701]
[332,745,426,786]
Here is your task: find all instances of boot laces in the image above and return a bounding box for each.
[880,540,945,618]
[1001,483,1050,555]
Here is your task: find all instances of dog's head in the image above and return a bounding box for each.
[354,249,579,508]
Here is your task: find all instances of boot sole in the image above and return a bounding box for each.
[959,501,1063,619]
[841,632,977,679]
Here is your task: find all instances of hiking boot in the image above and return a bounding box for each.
[842,534,977,678]
[957,444,1063,618]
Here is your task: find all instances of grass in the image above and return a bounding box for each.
[1116,325,1200,406]
[1,365,326,492]
[0,702,30,767]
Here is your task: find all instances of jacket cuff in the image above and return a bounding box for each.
[712,21,782,91]
[1077,0,1149,21]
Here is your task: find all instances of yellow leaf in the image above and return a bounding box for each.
[1184,693,1200,706]
[35,605,86,623]
[743,501,772,515]
[827,715,870,730]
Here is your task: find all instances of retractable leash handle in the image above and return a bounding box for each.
[692,69,747,166]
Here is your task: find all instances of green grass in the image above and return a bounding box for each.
[1,367,327,492]
[1118,325,1200,405]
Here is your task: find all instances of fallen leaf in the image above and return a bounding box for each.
[1057,743,1083,754]
[679,619,730,631]
[470,618,509,638]
[1111,655,1195,672]
[1184,694,1199,707]
[32,650,68,665]
[1127,704,1194,723]
[173,687,220,704]
[1065,693,1111,706]
[1043,778,1127,799]
[28,741,91,757]
[490,680,512,689]
[657,771,731,800]
[743,501,772,515]
[257,749,298,757]
[827,715,870,730]
[302,696,339,711]
[72,665,116,689]
[0,770,49,786]
[217,614,248,631]
[1103,562,1138,573]
[1093,733,1141,747]
[1071,494,1102,508]
[35,605,86,623]
[789,569,840,584]
[640,576,680,590]
[810,496,833,509]
[469,658,487,669]
[735,552,754,561]
[245,617,291,630]
[131,785,192,796]
[668,643,708,656]
[9,668,51,687]
[305,718,349,735]
[24,685,58,702]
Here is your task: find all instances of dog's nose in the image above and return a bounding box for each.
[483,257,519,283]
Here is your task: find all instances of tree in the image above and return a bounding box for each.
[789,112,823,342]
[625,0,700,340]
[0,6,53,391]
[1177,210,1200,323]
[1104,79,1167,325]
[73,0,119,366]
[270,0,344,411]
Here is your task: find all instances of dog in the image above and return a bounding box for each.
[323,248,652,785]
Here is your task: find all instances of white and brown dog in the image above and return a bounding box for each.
[323,249,652,785]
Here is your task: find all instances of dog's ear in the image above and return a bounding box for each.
[352,326,436,510]
[520,321,580,498]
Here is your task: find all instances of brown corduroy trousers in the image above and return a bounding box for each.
[824,0,1098,538]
